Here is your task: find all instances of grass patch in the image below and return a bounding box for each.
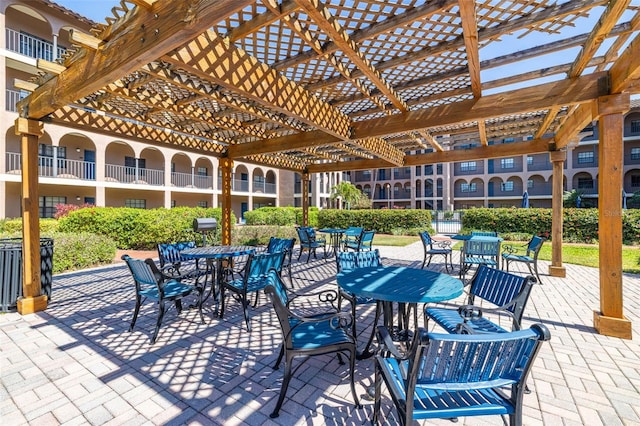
[537,244,640,274]
[374,234,420,246]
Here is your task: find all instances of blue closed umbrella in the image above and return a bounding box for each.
[623,190,627,209]
[576,195,582,208]
[521,191,529,208]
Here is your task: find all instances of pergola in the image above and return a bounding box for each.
[14,0,638,338]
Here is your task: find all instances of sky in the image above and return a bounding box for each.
[54,0,119,23]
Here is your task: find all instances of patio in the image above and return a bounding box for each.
[2,243,639,425]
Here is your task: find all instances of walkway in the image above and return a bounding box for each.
[1,242,639,425]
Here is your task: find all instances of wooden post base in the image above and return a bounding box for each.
[17,295,48,315]
[548,265,566,278]
[593,311,632,339]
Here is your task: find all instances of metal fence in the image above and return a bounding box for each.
[432,211,463,235]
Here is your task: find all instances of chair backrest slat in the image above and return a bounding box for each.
[246,251,286,279]
[336,249,381,273]
[527,236,545,257]
[122,255,162,294]
[415,326,548,388]
[264,270,292,343]
[157,241,197,266]
[464,240,500,257]
[469,266,535,323]
[267,237,296,265]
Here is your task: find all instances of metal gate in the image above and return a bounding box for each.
[432,211,463,235]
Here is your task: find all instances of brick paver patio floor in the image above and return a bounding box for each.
[2,242,639,425]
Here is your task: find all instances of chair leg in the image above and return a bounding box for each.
[242,295,252,332]
[174,299,183,314]
[348,348,361,409]
[129,296,142,332]
[373,362,382,424]
[270,353,294,418]
[219,287,226,319]
[273,344,285,369]
[151,300,166,344]
[421,253,427,269]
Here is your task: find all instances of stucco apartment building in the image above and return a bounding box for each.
[1,0,639,220]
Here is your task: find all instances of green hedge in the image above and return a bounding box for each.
[58,206,234,250]
[462,208,640,244]
[47,232,117,274]
[0,218,59,234]
[318,209,433,234]
[232,225,298,246]
[244,206,319,227]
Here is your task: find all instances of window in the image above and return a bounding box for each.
[501,181,514,192]
[631,175,640,187]
[527,156,533,166]
[437,164,443,175]
[504,138,515,143]
[500,158,514,169]
[577,178,594,189]
[631,120,640,134]
[460,161,476,172]
[38,144,66,168]
[125,199,146,209]
[577,151,594,164]
[197,166,208,176]
[460,183,477,193]
[415,165,421,176]
[39,196,66,218]
[197,201,208,208]
[124,156,145,175]
[631,147,640,160]
[527,179,534,188]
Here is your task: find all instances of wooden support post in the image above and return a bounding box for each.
[15,118,47,314]
[593,93,632,339]
[220,158,233,246]
[549,150,566,278]
[302,172,310,226]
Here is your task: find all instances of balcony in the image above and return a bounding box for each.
[171,171,213,189]
[252,181,277,194]
[6,152,96,180]
[5,28,66,62]
[6,89,26,112]
[105,164,164,185]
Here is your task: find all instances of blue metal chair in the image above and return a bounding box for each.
[157,241,209,283]
[502,235,546,283]
[459,238,500,279]
[122,254,204,344]
[336,250,383,357]
[266,237,296,285]
[374,323,550,426]
[341,226,363,249]
[296,226,326,263]
[344,229,375,251]
[419,231,453,272]
[219,250,285,331]
[426,265,537,334]
[264,270,360,418]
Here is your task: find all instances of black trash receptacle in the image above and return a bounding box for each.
[0,238,54,312]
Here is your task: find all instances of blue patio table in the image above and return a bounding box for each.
[181,245,256,315]
[337,266,463,357]
[319,228,345,257]
[451,234,503,242]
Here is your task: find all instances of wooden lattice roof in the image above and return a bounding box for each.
[17,0,640,172]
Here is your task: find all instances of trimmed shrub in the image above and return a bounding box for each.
[46,232,117,274]
[318,209,432,234]
[244,206,319,227]
[0,218,59,234]
[58,206,234,250]
[461,207,640,244]
[232,225,298,246]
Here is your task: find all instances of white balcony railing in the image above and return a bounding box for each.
[252,181,277,194]
[171,171,213,189]
[5,28,66,61]
[5,152,96,180]
[6,89,27,112]
[105,164,164,185]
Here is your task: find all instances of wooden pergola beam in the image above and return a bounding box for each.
[416,130,443,152]
[307,138,551,173]
[18,0,254,119]
[568,0,631,78]
[166,29,352,140]
[294,0,408,112]
[228,72,607,158]
[458,0,481,98]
